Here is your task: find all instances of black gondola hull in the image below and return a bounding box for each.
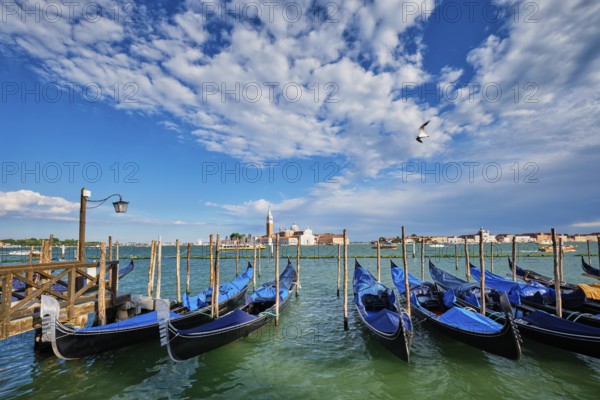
[49,285,249,359]
[355,307,411,362]
[410,303,522,360]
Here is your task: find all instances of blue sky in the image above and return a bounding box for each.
[1,0,599,243]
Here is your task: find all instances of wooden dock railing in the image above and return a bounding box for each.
[0,259,119,340]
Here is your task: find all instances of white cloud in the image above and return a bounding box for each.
[0,190,78,219]
[571,221,600,229]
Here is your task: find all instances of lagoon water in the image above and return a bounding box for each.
[1,244,599,399]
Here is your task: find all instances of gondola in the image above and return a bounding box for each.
[40,264,253,359]
[430,261,600,359]
[390,260,521,360]
[509,257,600,306]
[353,260,412,362]
[508,257,576,290]
[161,260,297,361]
[582,256,600,279]
[470,264,600,327]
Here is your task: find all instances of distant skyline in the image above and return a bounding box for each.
[1,1,599,242]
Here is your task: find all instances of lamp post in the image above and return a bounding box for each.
[77,187,129,262]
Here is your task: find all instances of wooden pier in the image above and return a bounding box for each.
[0,259,125,341]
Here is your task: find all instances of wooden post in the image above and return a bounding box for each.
[258,244,262,278]
[376,241,381,282]
[343,229,349,330]
[490,242,494,273]
[176,239,181,304]
[454,244,458,271]
[598,235,600,268]
[78,188,88,262]
[115,241,120,262]
[39,240,45,264]
[186,243,191,294]
[209,234,214,287]
[48,234,53,262]
[479,231,486,315]
[213,234,220,318]
[465,239,470,282]
[275,236,280,326]
[587,240,592,265]
[97,242,107,326]
[296,239,300,297]
[559,237,564,283]
[235,241,239,276]
[551,228,562,318]
[402,227,411,316]
[512,236,517,282]
[26,246,33,297]
[420,238,425,281]
[253,245,257,291]
[337,244,341,298]
[412,240,416,258]
[156,237,162,299]
[107,236,114,289]
[147,240,156,297]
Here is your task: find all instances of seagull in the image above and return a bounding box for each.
[416,121,430,143]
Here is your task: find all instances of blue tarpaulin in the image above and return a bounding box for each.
[364,308,400,334]
[184,266,253,311]
[437,307,502,333]
[251,262,296,303]
[75,310,182,332]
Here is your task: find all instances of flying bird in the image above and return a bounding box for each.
[416,121,430,143]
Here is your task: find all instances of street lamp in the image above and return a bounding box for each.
[78,187,129,262]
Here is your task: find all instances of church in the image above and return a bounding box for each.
[256,207,316,246]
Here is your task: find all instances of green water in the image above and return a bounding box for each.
[1,244,599,399]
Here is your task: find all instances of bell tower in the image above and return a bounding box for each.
[266,206,273,237]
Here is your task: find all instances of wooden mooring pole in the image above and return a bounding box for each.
[176,239,181,304]
[147,240,156,297]
[337,244,341,298]
[258,244,262,278]
[479,230,486,315]
[209,234,214,287]
[552,228,562,318]
[465,239,470,282]
[186,243,191,294]
[420,238,425,281]
[275,236,280,326]
[559,237,565,283]
[343,229,349,331]
[402,227,411,316]
[490,242,494,273]
[376,241,381,282]
[512,236,517,282]
[235,241,239,276]
[212,234,220,318]
[454,244,458,271]
[108,236,113,261]
[587,240,592,265]
[253,245,257,291]
[296,239,300,297]
[97,242,107,326]
[156,237,163,299]
[597,235,600,267]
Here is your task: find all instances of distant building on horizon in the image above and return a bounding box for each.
[256,208,317,245]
